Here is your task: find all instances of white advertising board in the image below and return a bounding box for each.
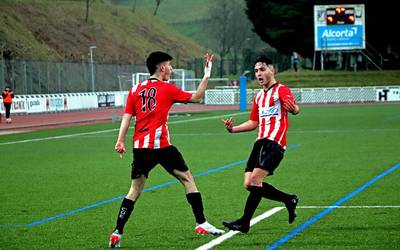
[376,87,400,101]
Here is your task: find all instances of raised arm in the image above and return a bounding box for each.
[222,117,258,133]
[189,53,214,103]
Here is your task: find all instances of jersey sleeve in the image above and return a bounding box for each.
[249,96,259,122]
[124,87,136,116]
[169,84,192,103]
[279,85,296,104]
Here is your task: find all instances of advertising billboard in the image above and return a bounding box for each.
[314,4,365,51]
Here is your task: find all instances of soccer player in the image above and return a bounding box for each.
[222,55,299,233]
[108,51,224,248]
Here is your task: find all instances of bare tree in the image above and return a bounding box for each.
[85,0,95,23]
[153,0,163,16]
[208,0,255,76]
[208,0,232,77]
[131,0,137,13]
[229,0,253,74]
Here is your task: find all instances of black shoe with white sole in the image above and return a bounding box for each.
[285,195,299,224]
[222,219,250,233]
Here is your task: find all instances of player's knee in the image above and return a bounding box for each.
[175,173,190,183]
[244,179,252,190]
[249,175,263,187]
[181,177,196,187]
[126,188,141,201]
[244,179,261,190]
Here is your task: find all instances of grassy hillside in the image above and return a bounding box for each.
[115,0,220,48]
[122,0,213,23]
[1,0,399,89]
[0,0,205,65]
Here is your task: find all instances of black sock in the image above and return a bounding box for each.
[261,182,292,203]
[240,186,263,223]
[186,192,206,224]
[115,198,135,234]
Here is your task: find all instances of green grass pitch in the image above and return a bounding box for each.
[0,104,399,249]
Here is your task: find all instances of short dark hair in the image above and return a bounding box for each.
[255,55,273,65]
[146,51,173,75]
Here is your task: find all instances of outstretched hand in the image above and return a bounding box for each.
[204,53,214,78]
[283,99,299,115]
[221,117,234,133]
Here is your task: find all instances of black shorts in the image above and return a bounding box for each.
[131,145,189,179]
[245,139,284,175]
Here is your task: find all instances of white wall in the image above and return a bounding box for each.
[0,91,128,114]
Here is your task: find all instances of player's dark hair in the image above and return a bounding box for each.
[255,55,273,65]
[146,51,173,75]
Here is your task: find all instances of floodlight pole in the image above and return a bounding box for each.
[89,46,97,92]
[182,70,185,91]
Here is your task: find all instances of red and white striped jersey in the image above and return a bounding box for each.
[124,79,192,149]
[249,83,296,149]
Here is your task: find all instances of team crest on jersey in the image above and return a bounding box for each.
[260,106,280,118]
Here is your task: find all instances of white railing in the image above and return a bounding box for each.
[0,91,128,114]
[1,86,398,114]
[205,86,400,105]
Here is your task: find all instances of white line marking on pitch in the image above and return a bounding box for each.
[196,205,400,250]
[298,205,400,209]
[289,128,400,134]
[0,112,248,145]
[196,207,284,250]
[0,129,118,145]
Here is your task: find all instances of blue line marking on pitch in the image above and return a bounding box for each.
[384,114,400,121]
[26,195,126,227]
[0,224,26,228]
[265,162,400,250]
[2,144,300,228]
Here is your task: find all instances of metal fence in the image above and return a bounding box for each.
[0,59,147,94]
[292,87,377,103]
[204,86,400,105]
[0,53,294,95]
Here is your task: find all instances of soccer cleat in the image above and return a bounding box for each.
[285,195,299,224]
[222,219,250,233]
[108,231,122,248]
[195,221,225,235]
[6,118,11,123]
